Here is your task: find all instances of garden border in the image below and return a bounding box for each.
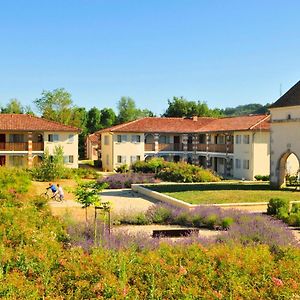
[131,183,300,209]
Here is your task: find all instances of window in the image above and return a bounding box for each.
[159,135,170,144]
[235,135,241,144]
[243,135,250,144]
[117,155,126,164]
[68,134,74,143]
[106,154,109,165]
[199,134,206,144]
[63,155,74,164]
[104,136,109,145]
[9,156,24,167]
[218,135,225,144]
[243,159,250,169]
[130,155,141,163]
[117,135,127,143]
[9,134,24,143]
[131,135,141,143]
[235,159,241,169]
[48,134,59,142]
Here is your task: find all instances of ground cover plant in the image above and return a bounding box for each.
[147,182,300,204]
[267,198,300,227]
[99,173,158,189]
[132,158,220,182]
[1,168,300,298]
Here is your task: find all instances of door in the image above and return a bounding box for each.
[0,134,5,150]
[0,156,5,166]
[174,136,180,151]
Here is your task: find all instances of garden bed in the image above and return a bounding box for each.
[146,182,300,204]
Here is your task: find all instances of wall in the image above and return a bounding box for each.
[233,131,253,180]
[270,106,300,187]
[101,133,113,171]
[252,131,270,177]
[43,131,79,168]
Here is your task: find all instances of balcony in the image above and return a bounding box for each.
[197,143,233,153]
[0,142,28,151]
[0,142,44,152]
[158,143,183,151]
[145,144,155,151]
[32,142,44,151]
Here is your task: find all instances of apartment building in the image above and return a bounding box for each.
[85,133,100,161]
[98,114,270,180]
[0,114,80,168]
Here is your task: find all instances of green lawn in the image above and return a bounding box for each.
[148,182,300,204]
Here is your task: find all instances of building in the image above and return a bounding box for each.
[0,114,80,168]
[269,81,300,188]
[85,132,100,161]
[98,114,270,180]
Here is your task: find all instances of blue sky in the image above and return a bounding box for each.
[0,0,299,115]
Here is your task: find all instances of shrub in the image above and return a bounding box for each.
[115,164,129,173]
[267,198,290,216]
[156,162,220,183]
[291,203,300,214]
[132,157,166,173]
[99,173,158,189]
[146,205,172,224]
[286,213,300,227]
[221,217,234,229]
[254,175,270,181]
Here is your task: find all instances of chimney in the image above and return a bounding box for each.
[192,115,198,122]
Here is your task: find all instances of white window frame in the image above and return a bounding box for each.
[48,134,59,142]
[131,135,141,143]
[117,135,127,143]
[68,134,74,143]
[235,135,241,144]
[243,159,250,170]
[235,159,241,169]
[243,135,250,144]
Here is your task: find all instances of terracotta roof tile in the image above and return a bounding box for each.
[87,133,99,144]
[98,115,270,134]
[0,114,80,132]
[200,115,270,132]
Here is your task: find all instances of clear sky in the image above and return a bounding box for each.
[0,0,299,115]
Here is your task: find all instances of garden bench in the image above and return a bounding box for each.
[152,228,199,238]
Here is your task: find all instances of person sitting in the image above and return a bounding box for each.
[56,183,64,201]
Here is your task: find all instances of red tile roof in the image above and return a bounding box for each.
[0,114,80,132]
[200,115,270,132]
[98,117,215,133]
[87,133,99,144]
[98,115,270,134]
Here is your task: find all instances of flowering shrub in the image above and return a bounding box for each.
[99,173,158,189]
[132,158,220,182]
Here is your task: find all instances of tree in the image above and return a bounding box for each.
[117,97,154,123]
[1,99,24,114]
[34,88,74,124]
[86,107,102,133]
[100,108,116,128]
[163,97,222,118]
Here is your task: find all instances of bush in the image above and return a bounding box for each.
[254,175,270,181]
[221,217,234,229]
[115,164,129,173]
[146,205,172,224]
[286,213,300,227]
[267,198,290,216]
[157,162,220,183]
[99,173,158,189]
[132,157,166,173]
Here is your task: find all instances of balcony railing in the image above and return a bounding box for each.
[158,143,183,151]
[197,144,207,151]
[32,142,44,151]
[0,142,28,151]
[0,142,44,151]
[145,143,155,151]
[197,143,234,153]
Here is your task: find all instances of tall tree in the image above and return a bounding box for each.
[34,88,74,124]
[86,107,102,133]
[163,97,222,118]
[117,97,154,123]
[100,108,116,128]
[1,99,24,114]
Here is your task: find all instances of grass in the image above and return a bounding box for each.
[147,182,300,204]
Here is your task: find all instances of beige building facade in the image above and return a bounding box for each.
[98,115,270,180]
[269,81,300,187]
[0,114,80,168]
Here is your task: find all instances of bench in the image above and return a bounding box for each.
[152,228,199,238]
